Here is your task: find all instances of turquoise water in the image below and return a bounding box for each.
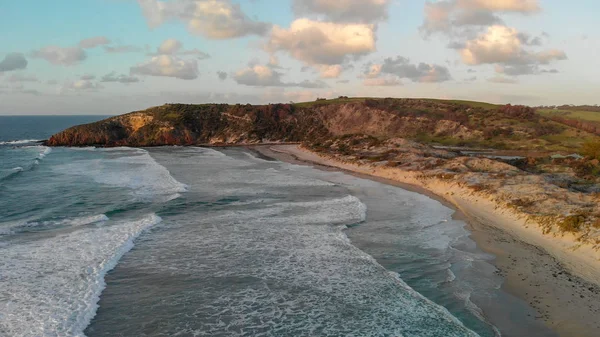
[0,117,555,336]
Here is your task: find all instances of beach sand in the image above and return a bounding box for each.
[252,144,600,337]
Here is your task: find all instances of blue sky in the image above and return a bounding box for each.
[0,0,598,115]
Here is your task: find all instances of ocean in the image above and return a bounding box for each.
[0,116,555,337]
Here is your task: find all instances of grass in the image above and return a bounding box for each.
[537,108,600,123]
[540,128,597,151]
[421,99,500,110]
[293,97,369,108]
[293,97,501,110]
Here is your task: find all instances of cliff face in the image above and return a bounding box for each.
[46,103,331,147]
[45,98,590,150]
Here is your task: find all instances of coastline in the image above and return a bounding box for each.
[252,144,600,337]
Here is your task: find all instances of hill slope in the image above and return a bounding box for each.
[46,98,595,152]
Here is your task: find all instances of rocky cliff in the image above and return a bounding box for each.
[45,98,589,151]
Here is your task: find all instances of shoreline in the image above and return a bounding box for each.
[252,144,600,337]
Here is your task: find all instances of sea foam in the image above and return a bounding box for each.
[0,139,42,145]
[0,213,161,336]
[53,148,188,201]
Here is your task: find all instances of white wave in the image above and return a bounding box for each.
[12,167,24,172]
[0,139,42,145]
[37,147,52,159]
[446,268,457,283]
[53,149,188,201]
[0,213,161,336]
[0,214,109,236]
[269,195,367,225]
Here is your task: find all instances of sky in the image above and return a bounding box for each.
[0,0,598,115]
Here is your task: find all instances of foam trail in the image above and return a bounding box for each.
[0,139,42,145]
[37,146,52,159]
[53,149,188,201]
[0,214,109,236]
[0,213,161,336]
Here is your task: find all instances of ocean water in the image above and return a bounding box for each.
[0,117,555,337]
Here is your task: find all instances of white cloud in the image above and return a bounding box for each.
[363,77,402,86]
[100,72,140,84]
[79,36,111,49]
[130,55,199,80]
[234,65,284,86]
[364,64,382,78]
[319,65,343,78]
[460,25,567,74]
[104,45,143,53]
[458,0,540,13]
[0,53,28,72]
[233,64,327,88]
[158,39,183,55]
[31,46,86,66]
[137,0,270,39]
[420,0,540,36]
[292,0,390,23]
[63,79,102,92]
[267,19,376,66]
[151,39,211,60]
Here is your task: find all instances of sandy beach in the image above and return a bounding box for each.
[254,144,600,337]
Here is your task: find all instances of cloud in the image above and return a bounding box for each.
[217,71,228,80]
[535,49,567,64]
[100,72,140,83]
[363,77,402,86]
[79,36,111,49]
[460,25,567,73]
[104,45,143,53]
[130,55,199,80]
[267,19,376,66]
[292,0,390,23]
[150,39,211,60]
[137,0,271,39]
[233,64,327,88]
[63,80,102,91]
[31,46,86,66]
[47,80,58,85]
[459,0,540,13]
[487,76,518,84]
[0,53,28,72]
[319,64,343,78]
[80,74,96,81]
[420,0,540,36]
[158,38,183,54]
[363,63,382,78]
[378,56,452,83]
[180,49,211,60]
[6,73,38,83]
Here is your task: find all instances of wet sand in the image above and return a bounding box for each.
[250,144,600,337]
